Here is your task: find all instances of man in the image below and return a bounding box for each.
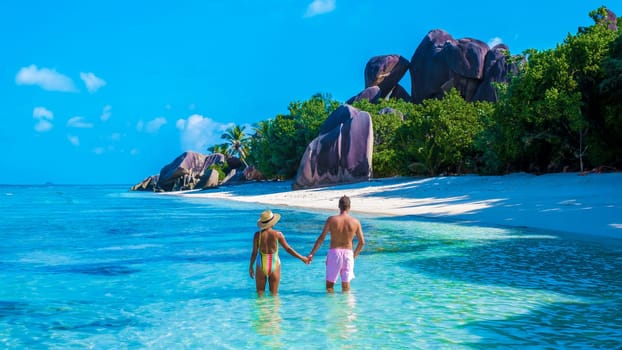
[308,195,365,292]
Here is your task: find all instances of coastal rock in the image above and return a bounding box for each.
[293,104,373,189]
[599,8,617,30]
[130,175,159,191]
[409,29,453,103]
[472,44,520,102]
[130,151,225,192]
[346,86,381,105]
[220,168,238,185]
[364,55,410,98]
[444,37,488,79]
[244,165,265,181]
[379,107,404,120]
[157,151,225,191]
[410,29,498,103]
[195,169,220,189]
[606,8,617,30]
[389,83,411,101]
[226,156,243,170]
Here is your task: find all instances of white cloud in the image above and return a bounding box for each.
[67,116,94,128]
[488,37,503,48]
[34,119,53,132]
[101,105,112,121]
[137,117,167,133]
[33,106,53,120]
[80,72,106,93]
[176,114,233,152]
[145,117,167,133]
[16,65,76,92]
[33,106,54,132]
[304,0,335,17]
[67,135,80,146]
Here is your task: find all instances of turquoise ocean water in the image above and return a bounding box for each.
[1,185,621,349]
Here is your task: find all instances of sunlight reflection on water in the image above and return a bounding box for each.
[0,186,620,348]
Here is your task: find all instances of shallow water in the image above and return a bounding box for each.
[1,185,621,349]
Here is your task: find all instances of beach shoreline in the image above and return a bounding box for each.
[176,172,622,239]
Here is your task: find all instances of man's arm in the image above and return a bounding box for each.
[352,220,365,258]
[308,218,331,260]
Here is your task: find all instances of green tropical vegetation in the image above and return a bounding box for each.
[245,93,340,179]
[208,7,621,180]
[220,125,250,166]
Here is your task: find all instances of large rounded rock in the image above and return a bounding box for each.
[409,29,454,103]
[444,38,488,80]
[156,151,225,191]
[364,55,410,98]
[244,165,265,181]
[130,175,159,191]
[293,105,373,189]
[389,84,411,101]
[410,29,492,103]
[346,86,382,105]
[473,44,520,102]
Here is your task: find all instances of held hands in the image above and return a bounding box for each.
[299,253,313,265]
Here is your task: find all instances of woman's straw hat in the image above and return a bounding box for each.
[257,209,281,229]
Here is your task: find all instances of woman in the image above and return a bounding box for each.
[249,209,309,295]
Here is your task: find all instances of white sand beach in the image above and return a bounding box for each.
[179,172,622,238]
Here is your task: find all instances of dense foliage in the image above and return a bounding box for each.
[353,92,493,176]
[209,7,621,179]
[490,6,621,173]
[246,93,340,179]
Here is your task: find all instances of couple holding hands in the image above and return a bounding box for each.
[249,195,365,295]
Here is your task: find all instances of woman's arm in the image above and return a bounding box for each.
[249,231,259,278]
[278,232,309,264]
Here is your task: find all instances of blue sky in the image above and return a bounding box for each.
[1,1,619,184]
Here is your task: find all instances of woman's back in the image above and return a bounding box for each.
[258,228,279,254]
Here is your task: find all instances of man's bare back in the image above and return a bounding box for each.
[325,213,363,251]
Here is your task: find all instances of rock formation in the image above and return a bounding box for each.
[243,165,265,181]
[133,25,528,191]
[130,175,160,191]
[353,29,518,105]
[390,84,411,101]
[346,86,381,105]
[131,151,225,191]
[472,44,520,102]
[605,8,618,30]
[364,55,410,98]
[293,105,373,189]
[410,30,488,103]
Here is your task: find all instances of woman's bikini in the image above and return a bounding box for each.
[256,230,280,276]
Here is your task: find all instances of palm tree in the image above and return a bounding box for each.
[207,143,230,156]
[221,124,249,167]
[252,120,270,139]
